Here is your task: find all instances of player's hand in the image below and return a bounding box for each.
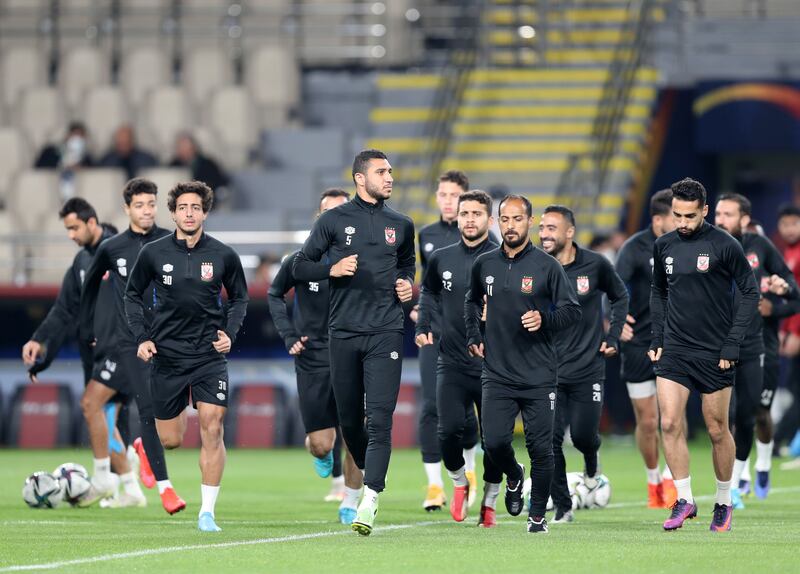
[137,341,157,362]
[21,340,42,366]
[28,372,40,384]
[330,254,358,277]
[759,298,773,317]
[481,295,488,322]
[212,330,231,354]
[521,310,542,332]
[767,274,790,296]
[599,341,617,357]
[648,347,662,362]
[410,304,419,324]
[289,336,308,356]
[415,332,433,348]
[620,314,636,342]
[395,278,413,302]
[468,343,485,358]
[718,358,733,370]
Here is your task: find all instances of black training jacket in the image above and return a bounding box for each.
[79,225,170,349]
[124,232,249,361]
[737,232,799,360]
[31,225,117,379]
[616,227,656,348]
[293,194,415,337]
[465,241,581,388]
[557,243,629,382]
[268,250,331,355]
[650,222,759,362]
[417,236,499,372]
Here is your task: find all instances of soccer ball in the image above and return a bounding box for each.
[22,472,63,508]
[573,474,611,509]
[567,472,585,510]
[53,463,91,505]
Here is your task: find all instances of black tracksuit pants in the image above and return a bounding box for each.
[419,341,479,463]
[436,363,502,484]
[551,380,603,512]
[329,332,404,493]
[729,355,763,462]
[481,381,556,517]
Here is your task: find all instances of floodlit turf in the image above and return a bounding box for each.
[1,439,798,573]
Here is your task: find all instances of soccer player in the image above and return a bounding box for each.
[268,187,364,525]
[414,170,481,511]
[293,149,415,536]
[21,199,141,507]
[79,178,186,514]
[416,189,501,526]
[649,178,759,532]
[616,189,678,508]
[714,193,795,508]
[124,181,249,532]
[538,205,629,524]
[465,194,581,534]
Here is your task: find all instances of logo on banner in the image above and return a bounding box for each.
[201,262,214,281]
[521,275,533,294]
[577,275,590,295]
[697,254,710,272]
[385,227,396,245]
[747,252,760,269]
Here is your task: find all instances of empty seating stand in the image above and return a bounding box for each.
[6,383,75,448]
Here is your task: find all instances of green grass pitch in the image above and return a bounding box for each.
[1,439,798,573]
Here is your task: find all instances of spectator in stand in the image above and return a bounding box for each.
[169,132,230,207]
[99,124,158,180]
[34,122,94,200]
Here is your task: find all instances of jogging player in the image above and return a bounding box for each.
[79,178,186,514]
[414,170,481,511]
[268,187,364,525]
[293,149,415,536]
[465,194,581,534]
[714,193,795,508]
[124,181,249,532]
[650,178,759,532]
[615,189,678,508]
[538,205,628,524]
[416,189,501,526]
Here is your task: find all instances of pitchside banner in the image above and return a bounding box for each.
[693,81,800,152]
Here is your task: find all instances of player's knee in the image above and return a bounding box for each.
[660,415,682,436]
[638,414,659,436]
[79,393,100,416]
[307,437,331,458]
[483,434,508,455]
[572,432,599,454]
[755,409,770,428]
[706,421,729,443]
[528,441,552,463]
[160,435,182,449]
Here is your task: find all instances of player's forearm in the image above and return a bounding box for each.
[464,298,483,345]
[224,299,249,344]
[267,295,299,346]
[416,290,435,335]
[606,295,629,344]
[293,253,331,281]
[649,291,667,348]
[542,302,581,332]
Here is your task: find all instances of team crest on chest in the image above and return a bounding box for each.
[201,262,214,281]
[521,275,533,294]
[747,252,760,269]
[576,275,590,295]
[696,253,710,273]
[385,227,396,245]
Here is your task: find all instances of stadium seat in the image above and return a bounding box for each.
[75,169,127,223]
[7,169,60,234]
[143,85,193,160]
[244,45,299,115]
[16,86,66,153]
[82,86,129,156]
[137,167,190,229]
[208,86,257,168]
[120,47,170,110]
[391,383,419,448]
[0,211,17,283]
[33,215,80,284]
[1,46,46,111]
[5,383,75,448]
[0,128,28,202]
[184,47,232,109]
[226,384,290,447]
[59,46,108,113]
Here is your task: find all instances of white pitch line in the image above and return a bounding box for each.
[1,519,332,527]
[0,521,441,572]
[3,486,800,572]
